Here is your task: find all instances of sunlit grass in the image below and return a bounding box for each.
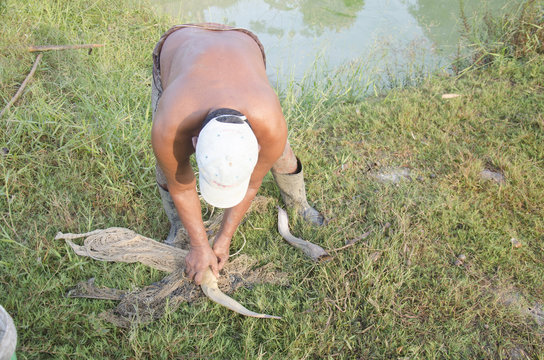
[1,0,543,359]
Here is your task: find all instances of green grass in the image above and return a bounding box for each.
[1,0,543,358]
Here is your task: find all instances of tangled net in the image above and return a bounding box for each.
[56,197,287,327]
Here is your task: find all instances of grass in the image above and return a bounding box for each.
[1,0,543,358]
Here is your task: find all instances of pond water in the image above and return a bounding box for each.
[153,0,511,88]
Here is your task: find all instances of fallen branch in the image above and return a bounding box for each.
[28,43,104,52]
[329,230,371,252]
[277,207,332,262]
[0,53,42,118]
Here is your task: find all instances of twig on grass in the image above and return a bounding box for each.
[358,324,375,335]
[329,230,371,252]
[28,43,104,52]
[0,53,43,118]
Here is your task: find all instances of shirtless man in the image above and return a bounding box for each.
[151,24,323,285]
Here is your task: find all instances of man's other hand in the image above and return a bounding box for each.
[185,244,220,285]
[212,235,231,271]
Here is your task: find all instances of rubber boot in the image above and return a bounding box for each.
[272,158,325,226]
[0,305,17,360]
[157,184,183,245]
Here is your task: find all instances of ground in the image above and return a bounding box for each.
[0,0,543,358]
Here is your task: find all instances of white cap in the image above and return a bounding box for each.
[196,113,259,208]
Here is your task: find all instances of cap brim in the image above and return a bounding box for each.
[199,172,250,208]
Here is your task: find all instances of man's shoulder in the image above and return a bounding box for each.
[153,93,206,140]
[247,95,287,143]
[250,85,284,120]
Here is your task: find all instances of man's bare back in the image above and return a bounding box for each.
[155,27,283,136]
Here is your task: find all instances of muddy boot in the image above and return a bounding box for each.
[272,158,325,226]
[0,305,17,360]
[157,184,183,245]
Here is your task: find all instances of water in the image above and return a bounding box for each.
[153,0,511,88]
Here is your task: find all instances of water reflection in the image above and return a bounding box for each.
[264,0,365,34]
[159,0,239,22]
[405,0,511,53]
[160,0,365,35]
[155,0,509,85]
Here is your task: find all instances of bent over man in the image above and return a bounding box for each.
[151,23,323,285]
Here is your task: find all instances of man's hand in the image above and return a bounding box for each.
[185,244,220,285]
[212,235,232,271]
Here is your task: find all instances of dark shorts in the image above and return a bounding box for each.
[151,23,266,116]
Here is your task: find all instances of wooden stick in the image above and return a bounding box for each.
[329,230,371,252]
[0,53,43,118]
[28,44,104,52]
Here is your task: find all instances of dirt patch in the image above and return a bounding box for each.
[493,287,544,328]
[480,169,506,185]
[370,167,412,183]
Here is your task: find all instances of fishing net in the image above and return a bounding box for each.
[56,196,287,327]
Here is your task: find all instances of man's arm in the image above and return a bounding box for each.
[212,108,288,269]
[151,101,220,284]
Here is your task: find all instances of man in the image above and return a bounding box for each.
[151,23,324,285]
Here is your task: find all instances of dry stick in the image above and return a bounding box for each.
[28,43,104,52]
[329,230,371,252]
[2,44,104,118]
[0,53,43,118]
